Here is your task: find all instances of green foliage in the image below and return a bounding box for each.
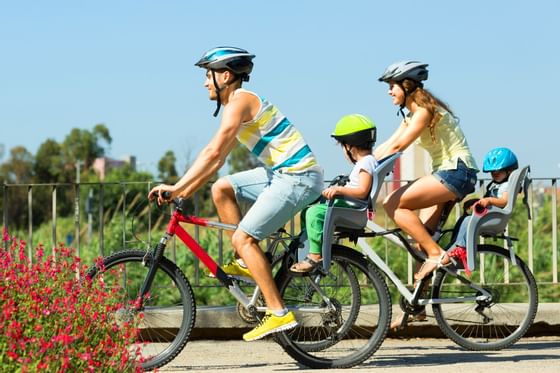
[227,143,261,174]
[157,150,178,183]
[61,124,112,169]
[0,146,34,184]
[34,139,65,183]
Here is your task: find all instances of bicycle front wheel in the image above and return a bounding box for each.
[432,244,538,350]
[87,250,196,371]
[275,245,391,369]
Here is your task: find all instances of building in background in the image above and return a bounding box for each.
[377,143,431,201]
[92,155,136,180]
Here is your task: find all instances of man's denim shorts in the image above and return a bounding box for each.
[226,167,324,240]
[433,159,478,200]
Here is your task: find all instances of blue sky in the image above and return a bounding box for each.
[1,0,558,178]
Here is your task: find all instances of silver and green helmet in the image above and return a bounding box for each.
[378,60,429,83]
[195,46,255,81]
[331,114,377,148]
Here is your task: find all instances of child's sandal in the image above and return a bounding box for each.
[290,257,323,273]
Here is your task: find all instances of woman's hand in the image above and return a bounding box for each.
[148,184,176,205]
[322,186,339,200]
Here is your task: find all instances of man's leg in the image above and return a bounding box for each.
[232,229,298,341]
[212,177,242,233]
[231,230,284,310]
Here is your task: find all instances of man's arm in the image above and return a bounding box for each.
[150,93,253,202]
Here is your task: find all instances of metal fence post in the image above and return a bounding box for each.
[74,183,80,257]
[552,179,558,283]
[99,183,105,256]
[3,184,8,236]
[28,185,33,261]
[51,185,57,256]
[527,180,534,272]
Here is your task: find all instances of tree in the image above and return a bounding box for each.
[227,143,261,174]
[0,146,34,184]
[0,146,34,229]
[157,150,178,183]
[61,124,112,173]
[34,139,64,182]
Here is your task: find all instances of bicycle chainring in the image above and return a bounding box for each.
[399,294,426,315]
[236,297,265,324]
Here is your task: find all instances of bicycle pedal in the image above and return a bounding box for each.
[228,275,256,284]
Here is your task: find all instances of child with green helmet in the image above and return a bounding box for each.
[290,114,377,272]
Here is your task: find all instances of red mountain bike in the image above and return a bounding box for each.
[87,192,391,371]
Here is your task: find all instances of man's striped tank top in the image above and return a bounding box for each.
[235,89,320,174]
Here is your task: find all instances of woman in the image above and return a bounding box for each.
[374,60,479,286]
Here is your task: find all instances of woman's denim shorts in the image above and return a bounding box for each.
[433,159,478,200]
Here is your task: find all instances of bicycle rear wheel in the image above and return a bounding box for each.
[275,245,390,369]
[432,244,538,350]
[87,250,195,371]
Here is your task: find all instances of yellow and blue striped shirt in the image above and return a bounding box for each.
[235,89,320,174]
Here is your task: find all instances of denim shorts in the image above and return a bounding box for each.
[433,159,478,200]
[226,167,324,240]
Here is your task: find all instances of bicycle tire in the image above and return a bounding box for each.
[288,252,362,353]
[87,250,196,371]
[275,245,391,369]
[432,244,538,350]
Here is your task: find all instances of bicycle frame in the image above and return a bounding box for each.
[140,206,331,316]
[355,220,493,307]
[139,209,255,310]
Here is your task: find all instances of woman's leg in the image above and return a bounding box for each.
[384,175,457,280]
[384,175,456,255]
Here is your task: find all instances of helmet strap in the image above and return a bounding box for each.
[343,144,357,164]
[397,82,408,120]
[211,70,223,117]
[211,70,242,117]
[396,80,422,119]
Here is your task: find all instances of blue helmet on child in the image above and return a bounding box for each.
[482,147,518,172]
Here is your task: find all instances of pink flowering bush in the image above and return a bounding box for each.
[0,228,141,372]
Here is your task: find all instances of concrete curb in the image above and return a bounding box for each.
[186,303,560,340]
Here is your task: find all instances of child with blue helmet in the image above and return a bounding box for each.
[448,147,519,275]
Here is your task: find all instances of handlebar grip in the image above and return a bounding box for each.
[473,203,488,216]
[160,191,172,200]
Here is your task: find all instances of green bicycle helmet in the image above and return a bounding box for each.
[331,114,377,148]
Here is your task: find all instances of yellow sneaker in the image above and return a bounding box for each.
[209,260,254,283]
[243,311,298,341]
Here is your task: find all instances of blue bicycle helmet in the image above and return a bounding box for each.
[195,46,255,80]
[482,147,518,172]
[195,46,255,117]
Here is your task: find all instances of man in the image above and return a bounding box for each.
[149,46,323,341]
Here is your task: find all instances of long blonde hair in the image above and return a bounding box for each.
[402,79,454,143]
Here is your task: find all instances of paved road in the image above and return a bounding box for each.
[159,337,560,373]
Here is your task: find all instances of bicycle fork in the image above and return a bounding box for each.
[136,233,170,308]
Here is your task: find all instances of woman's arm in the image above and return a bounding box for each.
[373,108,432,160]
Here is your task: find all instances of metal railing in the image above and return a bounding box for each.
[2,178,559,286]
